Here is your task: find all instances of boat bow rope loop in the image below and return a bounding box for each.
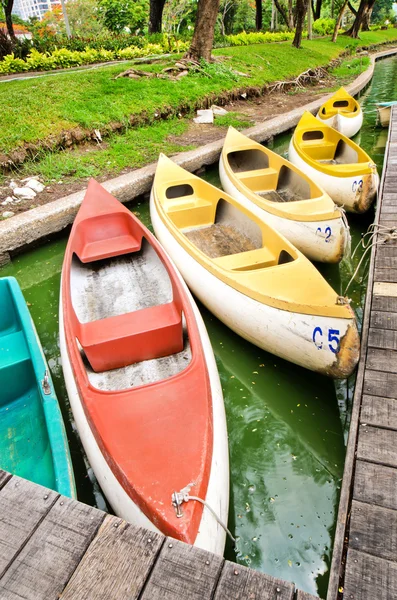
[172,483,236,544]
[344,223,397,295]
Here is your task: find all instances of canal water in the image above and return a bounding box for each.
[1,55,396,598]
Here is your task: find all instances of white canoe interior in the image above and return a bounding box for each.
[227,147,311,204]
[70,240,191,391]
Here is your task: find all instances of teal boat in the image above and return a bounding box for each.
[0,276,76,497]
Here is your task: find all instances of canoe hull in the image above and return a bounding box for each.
[316,111,363,139]
[288,140,379,213]
[219,154,349,263]
[0,276,76,498]
[60,290,228,554]
[150,194,359,379]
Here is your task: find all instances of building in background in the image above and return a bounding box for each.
[12,0,61,21]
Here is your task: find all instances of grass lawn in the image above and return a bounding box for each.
[2,30,397,157]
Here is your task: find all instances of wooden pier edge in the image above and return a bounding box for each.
[0,470,320,600]
[326,108,394,599]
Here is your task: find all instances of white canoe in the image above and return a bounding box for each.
[60,179,229,555]
[220,126,349,263]
[316,87,363,138]
[151,154,360,379]
[289,112,379,213]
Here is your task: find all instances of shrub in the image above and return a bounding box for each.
[312,18,335,36]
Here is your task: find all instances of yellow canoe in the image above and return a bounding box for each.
[151,154,359,378]
[317,87,363,138]
[289,111,379,213]
[220,126,348,263]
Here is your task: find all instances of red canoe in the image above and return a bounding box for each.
[59,179,229,553]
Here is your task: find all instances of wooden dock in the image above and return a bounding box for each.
[327,107,397,599]
[0,469,318,600]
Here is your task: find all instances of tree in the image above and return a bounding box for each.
[311,0,322,20]
[273,0,291,28]
[255,0,262,29]
[332,0,348,41]
[149,0,166,33]
[186,0,221,60]
[98,0,149,33]
[67,0,104,36]
[344,0,375,37]
[1,0,15,39]
[292,0,309,47]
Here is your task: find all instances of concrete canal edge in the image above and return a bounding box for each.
[0,45,396,267]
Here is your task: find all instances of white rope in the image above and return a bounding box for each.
[172,484,236,544]
[344,224,397,296]
[185,495,236,543]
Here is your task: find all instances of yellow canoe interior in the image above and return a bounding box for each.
[222,127,339,222]
[317,87,361,120]
[153,154,353,319]
[293,111,374,177]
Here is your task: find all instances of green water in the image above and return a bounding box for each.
[1,56,396,598]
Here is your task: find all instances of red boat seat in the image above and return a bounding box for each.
[73,213,142,263]
[76,301,184,372]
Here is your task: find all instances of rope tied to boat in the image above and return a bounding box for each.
[172,483,236,544]
[336,205,352,258]
[344,223,397,295]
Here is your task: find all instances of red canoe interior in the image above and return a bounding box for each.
[62,179,213,544]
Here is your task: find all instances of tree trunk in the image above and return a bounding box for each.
[312,0,322,20]
[292,0,308,48]
[347,1,357,16]
[332,0,348,42]
[307,1,312,39]
[271,0,276,31]
[4,0,15,40]
[186,0,221,61]
[273,0,291,28]
[362,4,373,30]
[149,0,167,34]
[344,0,374,38]
[255,0,262,30]
[288,0,294,28]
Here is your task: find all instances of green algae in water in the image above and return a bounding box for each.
[1,55,396,599]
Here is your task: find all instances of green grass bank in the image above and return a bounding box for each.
[2,30,397,160]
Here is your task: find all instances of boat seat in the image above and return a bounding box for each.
[73,213,142,263]
[235,167,278,180]
[76,302,184,372]
[0,330,29,370]
[214,247,277,271]
[236,168,279,193]
[167,198,215,230]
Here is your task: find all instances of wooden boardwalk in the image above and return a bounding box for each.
[327,107,397,600]
[0,470,318,600]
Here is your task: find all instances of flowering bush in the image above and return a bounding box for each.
[0,34,190,75]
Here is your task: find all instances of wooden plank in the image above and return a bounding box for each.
[0,471,11,490]
[353,459,397,510]
[344,548,397,600]
[357,424,397,467]
[374,268,397,282]
[349,500,397,562]
[0,495,104,600]
[364,369,397,397]
[375,253,397,269]
[372,295,397,312]
[295,592,320,600]
[373,282,397,296]
[0,476,58,577]
[361,394,397,429]
[376,245,397,260]
[60,515,164,600]
[370,310,397,329]
[140,537,223,600]
[366,348,397,373]
[213,560,294,600]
